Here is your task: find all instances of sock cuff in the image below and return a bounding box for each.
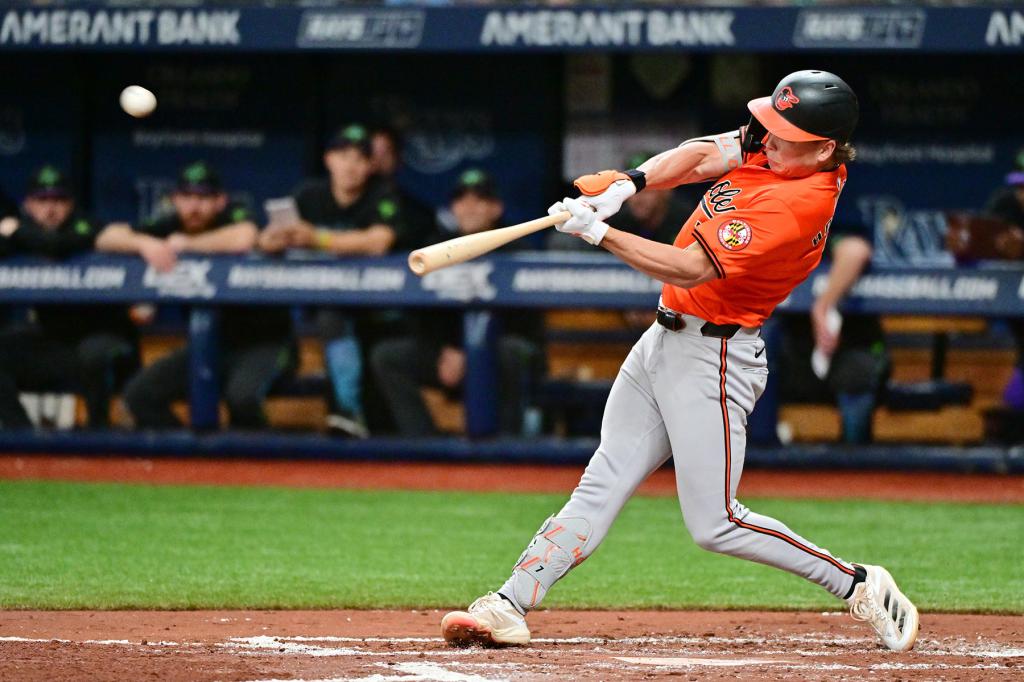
[842,564,868,600]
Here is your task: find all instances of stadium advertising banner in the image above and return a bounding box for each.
[0,5,1021,53]
[1,254,1022,317]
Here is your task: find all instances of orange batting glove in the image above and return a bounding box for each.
[572,169,644,222]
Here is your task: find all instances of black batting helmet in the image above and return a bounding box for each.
[747,70,858,144]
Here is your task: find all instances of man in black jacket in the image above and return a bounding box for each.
[370,169,542,436]
[0,166,138,428]
[98,161,295,429]
[260,124,417,437]
[984,151,1024,414]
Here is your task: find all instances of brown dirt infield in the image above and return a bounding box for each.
[2,454,1022,503]
[1,610,1022,681]
[2,455,1022,680]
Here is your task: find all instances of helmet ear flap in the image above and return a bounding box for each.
[741,115,768,154]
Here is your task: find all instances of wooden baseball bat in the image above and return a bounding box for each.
[408,211,571,276]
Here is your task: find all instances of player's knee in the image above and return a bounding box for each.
[690,528,726,553]
[686,518,732,554]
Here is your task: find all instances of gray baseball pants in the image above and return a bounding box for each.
[499,316,857,612]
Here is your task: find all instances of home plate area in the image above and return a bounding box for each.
[1,610,1021,681]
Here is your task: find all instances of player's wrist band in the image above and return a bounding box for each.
[624,169,646,193]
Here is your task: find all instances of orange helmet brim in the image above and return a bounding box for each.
[747,96,829,143]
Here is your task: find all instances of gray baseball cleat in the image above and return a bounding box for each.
[847,564,920,652]
[441,593,531,647]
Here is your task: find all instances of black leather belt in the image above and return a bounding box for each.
[655,307,742,339]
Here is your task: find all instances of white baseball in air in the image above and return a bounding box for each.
[119,85,157,118]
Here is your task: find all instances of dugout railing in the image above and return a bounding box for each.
[1,251,1022,472]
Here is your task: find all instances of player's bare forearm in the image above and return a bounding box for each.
[601,228,717,289]
[637,132,737,189]
[95,223,158,253]
[814,235,872,310]
[178,222,258,253]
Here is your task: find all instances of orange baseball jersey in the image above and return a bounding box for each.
[660,150,847,327]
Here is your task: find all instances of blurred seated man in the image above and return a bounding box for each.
[775,222,888,444]
[97,161,295,429]
[370,124,438,242]
[370,169,542,436]
[985,150,1024,230]
[0,165,138,428]
[984,152,1024,411]
[260,123,416,438]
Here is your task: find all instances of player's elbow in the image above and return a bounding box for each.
[667,250,719,288]
[664,275,701,289]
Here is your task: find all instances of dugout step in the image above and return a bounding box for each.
[884,380,973,412]
[270,373,328,397]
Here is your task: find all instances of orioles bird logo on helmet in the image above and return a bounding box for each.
[775,86,800,111]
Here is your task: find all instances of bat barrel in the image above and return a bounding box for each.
[408,251,429,276]
[407,211,570,277]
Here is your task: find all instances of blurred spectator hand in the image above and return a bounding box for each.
[284,221,316,249]
[139,239,177,272]
[995,227,1024,260]
[811,301,841,356]
[437,345,466,389]
[166,232,191,253]
[258,223,292,254]
[0,216,18,237]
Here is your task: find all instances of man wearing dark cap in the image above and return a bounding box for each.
[0,166,139,428]
[261,123,415,438]
[261,124,414,256]
[98,161,295,430]
[369,124,438,242]
[98,161,257,272]
[985,148,1024,231]
[984,149,1024,415]
[370,169,542,436]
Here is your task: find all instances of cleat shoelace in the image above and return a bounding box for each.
[469,592,502,613]
[849,584,901,637]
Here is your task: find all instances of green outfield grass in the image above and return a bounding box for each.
[1,480,1020,612]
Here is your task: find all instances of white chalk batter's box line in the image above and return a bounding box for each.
[4,633,1023,660]
[241,656,1018,682]
[3,633,1024,655]
[2,634,1022,682]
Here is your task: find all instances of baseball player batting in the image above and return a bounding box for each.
[441,70,920,652]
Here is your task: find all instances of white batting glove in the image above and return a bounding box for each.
[548,197,610,246]
[572,170,638,222]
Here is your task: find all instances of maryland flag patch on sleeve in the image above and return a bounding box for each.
[717,219,752,251]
